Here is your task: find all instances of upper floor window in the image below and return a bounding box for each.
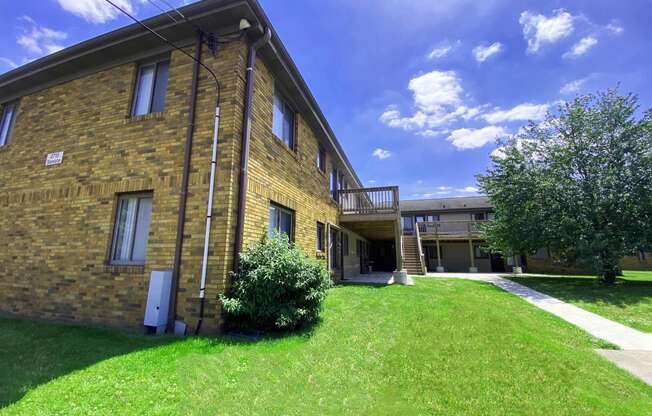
[317,146,326,172]
[0,101,18,147]
[269,202,294,241]
[272,90,295,149]
[132,60,170,116]
[473,212,487,221]
[330,169,338,200]
[110,193,153,265]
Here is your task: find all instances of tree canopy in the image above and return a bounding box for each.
[478,89,652,282]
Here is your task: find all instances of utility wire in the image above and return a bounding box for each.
[144,0,180,23]
[103,0,222,103]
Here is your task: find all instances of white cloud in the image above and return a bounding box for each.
[563,36,598,59]
[57,0,137,24]
[367,179,377,184]
[17,17,67,57]
[472,42,503,62]
[436,186,453,195]
[0,58,18,69]
[560,78,587,95]
[409,70,463,112]
[456,186,480,193]
[372,148,392,160]
[519,9,575,54]
[447,126,507,150]
[606,22,624,35]
[379,70,485,134]
[427,40,461,60]
[482,103,549,124]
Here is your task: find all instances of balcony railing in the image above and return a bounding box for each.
[339,186,399,216]
[416,220,488,238]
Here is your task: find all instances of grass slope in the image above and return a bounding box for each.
[1,278,650,415]
[509,271,652,333]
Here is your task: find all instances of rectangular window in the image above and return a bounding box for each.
[330,168,338,200]
[132,60,170,116]
[272,91,295,149]
[316,222,325,251]
[474,244,489,259]
[110,193,153,264]
[342,233,349,256]
[317,146,326,172]
[0,101,18,147]
[269,203,294,241]
[330,228,339,269]
[402,216,414,231]
[473,212,487,221]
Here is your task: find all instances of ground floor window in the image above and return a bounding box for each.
[316,222,325,251]
[342,233,349,256]
[269,203,294,241]
[110,193,153,265]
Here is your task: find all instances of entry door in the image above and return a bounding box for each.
[425,245,441,271]
[329,226,342,279]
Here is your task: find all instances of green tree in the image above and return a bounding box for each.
[478,89,652,283]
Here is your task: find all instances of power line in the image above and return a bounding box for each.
[103,0,221,103]
[144,0,180,23]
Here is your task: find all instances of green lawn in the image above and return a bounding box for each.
[1,278,651,415]
[508,270,652,333]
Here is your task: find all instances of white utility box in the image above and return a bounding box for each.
[144,270,173,334]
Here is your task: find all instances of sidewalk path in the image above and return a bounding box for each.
[428,272,652,385]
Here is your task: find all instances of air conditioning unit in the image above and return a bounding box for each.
[144,270,173,334]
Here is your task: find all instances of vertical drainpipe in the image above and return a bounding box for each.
[232,28,272,270]
[168,33,203,333]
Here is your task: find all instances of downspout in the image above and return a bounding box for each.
[168,32,203,333]
[195,71,223,335]
[232,28,272,270]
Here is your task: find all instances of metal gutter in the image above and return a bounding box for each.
[232,28,272,269]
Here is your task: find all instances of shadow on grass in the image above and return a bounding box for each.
[0,315,323,409]
[508,276,652,309]
[0,317,181,409]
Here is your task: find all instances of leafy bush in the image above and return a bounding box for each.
[219,234,331,331]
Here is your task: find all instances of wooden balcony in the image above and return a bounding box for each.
[416,220,488,240]
[339,186,399,219]
[338,186,400,240]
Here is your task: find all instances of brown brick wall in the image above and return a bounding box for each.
[0,37,362,333]
[239,56,353,278]
[0,40,248,333]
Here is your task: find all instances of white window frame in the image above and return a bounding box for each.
[110,193,153,265]
[269,202,294,242]
[131,59,170,116]
[272,89,296,150]
[0,101,18,147]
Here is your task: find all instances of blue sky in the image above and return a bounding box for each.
[1,1,650,199]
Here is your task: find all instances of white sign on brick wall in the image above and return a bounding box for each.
[45,151,64,166]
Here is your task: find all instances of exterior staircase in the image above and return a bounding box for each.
[402,235,425,275]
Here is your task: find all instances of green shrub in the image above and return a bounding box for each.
[219,234,331,331]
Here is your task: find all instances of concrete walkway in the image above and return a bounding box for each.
[428,272,652,385]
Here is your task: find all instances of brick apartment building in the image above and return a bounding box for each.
[0,0,408,333]
[1,0,650,334]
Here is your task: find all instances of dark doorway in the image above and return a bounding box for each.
[369,240,396,272]
[490,253,506,273]
[329,226,342,279]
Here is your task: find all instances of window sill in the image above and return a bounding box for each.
[272,134,299,161]
[103,263,146,274]
[124,112,166,124]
